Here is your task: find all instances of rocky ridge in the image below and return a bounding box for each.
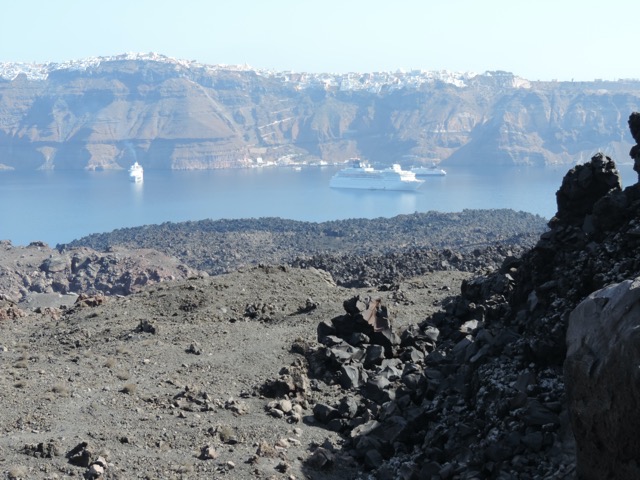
[64,209,546,286]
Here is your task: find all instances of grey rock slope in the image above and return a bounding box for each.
[1,55,640,170]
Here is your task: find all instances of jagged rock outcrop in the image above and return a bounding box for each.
[1,55,639,170]
[629,111,640,180]
[565,278,640,480]
[553,152,622,228]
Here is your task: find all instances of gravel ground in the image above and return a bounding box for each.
[0,265,470,479]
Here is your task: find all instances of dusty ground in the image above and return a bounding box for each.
[0,265,470,480]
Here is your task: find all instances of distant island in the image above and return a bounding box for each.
[1,52,639,171]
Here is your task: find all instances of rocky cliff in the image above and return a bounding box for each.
[1,53,640,170]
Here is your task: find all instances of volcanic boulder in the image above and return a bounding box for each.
[565,277,640,480]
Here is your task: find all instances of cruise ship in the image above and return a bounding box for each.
[329,160,424,191]
[129,161,144,183]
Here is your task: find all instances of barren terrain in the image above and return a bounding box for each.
[0,209,550,479]
[1,263,469,479]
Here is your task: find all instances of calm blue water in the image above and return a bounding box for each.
[1,163,636,246]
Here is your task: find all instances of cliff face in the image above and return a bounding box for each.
[1,55,639,170]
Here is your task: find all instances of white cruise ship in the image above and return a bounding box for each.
[129,161,143,183]
[330,160,424,191]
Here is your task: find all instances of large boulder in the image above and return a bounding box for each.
[565,277,640,479]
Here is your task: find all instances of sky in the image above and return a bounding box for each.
[1,0,637,81]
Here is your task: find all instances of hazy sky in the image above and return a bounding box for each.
[1,0,636,80]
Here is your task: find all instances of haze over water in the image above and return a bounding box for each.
[1,163,636,247]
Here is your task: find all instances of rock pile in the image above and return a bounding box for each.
[0,242,200,305]
[64,211,546,281]
[65,442,108,479]
[291,244,528,288]
[306,290,571,477]
[299,115,640,479]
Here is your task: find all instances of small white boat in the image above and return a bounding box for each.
[129,161,144,183]
[330,159,424,191]
[411,165,447,177]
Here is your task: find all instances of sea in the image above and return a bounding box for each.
[1,163,636,247]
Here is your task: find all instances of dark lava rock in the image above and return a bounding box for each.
[565,277,640,480]
[63,210,546,287]
[553,152,621,228]
[305,123,640,479]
